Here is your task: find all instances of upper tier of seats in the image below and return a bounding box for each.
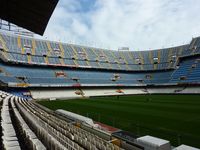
[1,31,200,71]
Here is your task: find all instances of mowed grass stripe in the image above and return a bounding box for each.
[38,95,200,147]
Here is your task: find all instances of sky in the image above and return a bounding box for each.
[38,0,200,51]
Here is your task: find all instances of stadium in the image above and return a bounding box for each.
[0,0,200,150]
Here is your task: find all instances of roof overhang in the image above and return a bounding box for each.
[0,0,59,35]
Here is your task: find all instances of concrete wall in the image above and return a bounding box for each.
[30,86,200,100]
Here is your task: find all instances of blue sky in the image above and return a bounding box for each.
[39,0,200,51]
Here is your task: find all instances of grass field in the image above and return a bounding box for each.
[38,95,200,148]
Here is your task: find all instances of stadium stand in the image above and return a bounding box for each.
[0,32,188,71]
[1,90,148,150]
[1,0,200,148]
[1,31,200,93]
[1,91,200,150]
[1,19,200,149]
[170,56,200,83]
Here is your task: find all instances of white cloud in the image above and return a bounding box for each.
[39,0,200,51]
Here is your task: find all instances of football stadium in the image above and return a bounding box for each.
[0,0,200,150]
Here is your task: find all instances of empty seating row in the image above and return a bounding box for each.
[16,98,70,150]
[0,91,48,150]
[20,100,124,150]
[10,96,46,150]
[0,91,21,150]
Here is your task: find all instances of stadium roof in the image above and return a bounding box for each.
[0,0,59,35]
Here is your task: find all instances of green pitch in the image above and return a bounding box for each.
[38,95,200,148]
